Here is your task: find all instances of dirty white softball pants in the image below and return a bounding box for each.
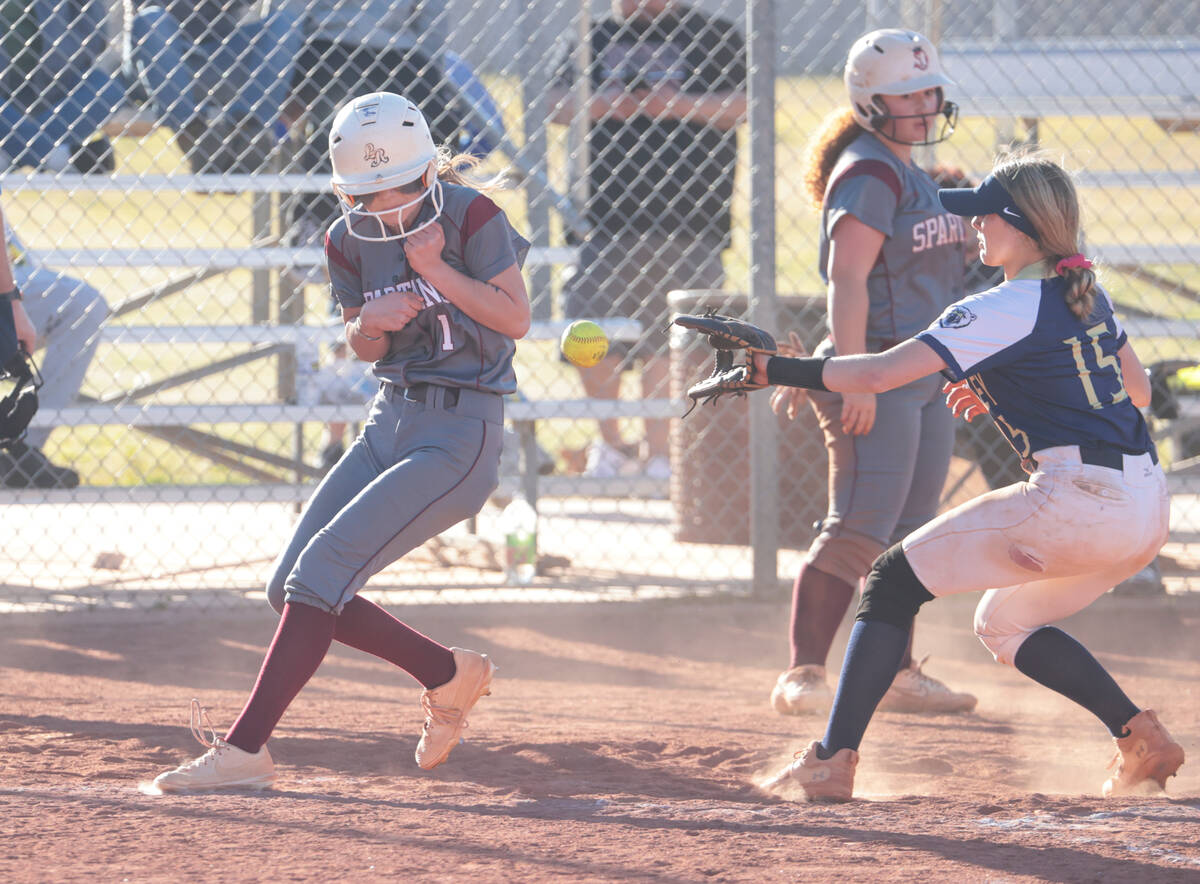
[901,445,1169,665]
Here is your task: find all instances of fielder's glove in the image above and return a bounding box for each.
[672,311,777,415]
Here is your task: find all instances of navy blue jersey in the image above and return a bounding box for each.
[917,265,1154,460]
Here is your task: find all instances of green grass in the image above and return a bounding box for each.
[9,76,1198,484]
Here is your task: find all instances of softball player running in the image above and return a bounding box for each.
[769,29,976,717]
[758,151,1183,801]
[152,92,531,792]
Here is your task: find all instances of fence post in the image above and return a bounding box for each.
[519,0,554,321]
[747,0,779,597]
[252,189,271,323]
[568,0,591,232]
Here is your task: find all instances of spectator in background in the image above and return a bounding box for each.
[0,195,106,488]
[269,0,467,249]
[123,0,301,174]
[1,0,125,173]
[548,0,746,480]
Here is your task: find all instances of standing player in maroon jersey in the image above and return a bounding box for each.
[151,92,531,792]
[769,30,977,718]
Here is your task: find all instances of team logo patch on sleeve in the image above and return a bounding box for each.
[939,305,977,329]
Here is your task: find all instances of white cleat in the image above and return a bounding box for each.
[149,699,276,793]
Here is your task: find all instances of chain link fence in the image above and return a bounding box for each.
[1,0,1197,610]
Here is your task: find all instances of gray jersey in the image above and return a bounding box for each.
[326,182,530,394]
[818,132,968,349]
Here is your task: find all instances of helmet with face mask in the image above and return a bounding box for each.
[329,92,444,241]
[844,29,958,145]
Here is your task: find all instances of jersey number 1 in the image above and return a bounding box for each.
[1064,322,1128,410]
[436,313,456,351]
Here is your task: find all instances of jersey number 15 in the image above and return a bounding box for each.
[1064,322,1128,410]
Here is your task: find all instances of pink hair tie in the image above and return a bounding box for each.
[1055,254,1093,274]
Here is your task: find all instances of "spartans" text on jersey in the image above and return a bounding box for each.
[911,213,969,253]
[361,277,447,306]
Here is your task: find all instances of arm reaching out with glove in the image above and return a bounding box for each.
[749,338,947,394]
[672,312,947,409]
[672,312,948,409]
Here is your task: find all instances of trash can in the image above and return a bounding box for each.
[668,291,829,549]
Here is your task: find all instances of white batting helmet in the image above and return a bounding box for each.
[844,29,957,145]
[328,92,444,241]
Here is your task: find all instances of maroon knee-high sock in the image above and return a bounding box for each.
[788,562,856,669]
[225,602,336,753]
[333,596,455,689]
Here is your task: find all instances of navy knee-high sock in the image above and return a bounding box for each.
[1013,626,1139,737]
[820,619,910,758]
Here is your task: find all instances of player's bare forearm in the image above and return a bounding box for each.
[342,306,392,362]
[419,261,531,340]
[826,217,884,355]
[827,280,870,357]
[826,341,946,392]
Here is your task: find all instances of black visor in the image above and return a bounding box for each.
[937,174,1040,241]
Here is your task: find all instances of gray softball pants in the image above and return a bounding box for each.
[805,339,955,585]
[267,382,503,614]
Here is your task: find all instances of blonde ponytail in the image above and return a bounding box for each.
[434,145,508,193]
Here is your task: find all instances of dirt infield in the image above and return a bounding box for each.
[2,591,1198,882]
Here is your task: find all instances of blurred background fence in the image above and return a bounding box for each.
[1,0,1198,610]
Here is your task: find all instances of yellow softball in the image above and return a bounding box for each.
[560,319,609,368]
